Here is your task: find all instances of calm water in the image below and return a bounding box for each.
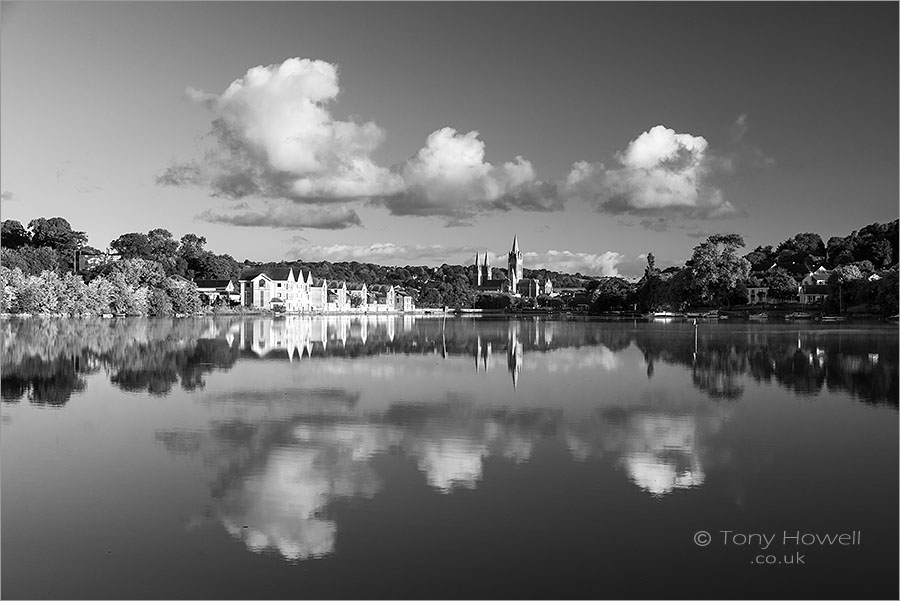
[1,316,897,599]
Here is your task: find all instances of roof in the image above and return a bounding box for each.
[368,284,393,292]
[310,277,327,286]
[239,267,293,281]
[194,279,231,289]
[346,282,367,291]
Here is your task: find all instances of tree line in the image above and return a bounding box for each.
[1,216,897,314]
[588,222,898,316]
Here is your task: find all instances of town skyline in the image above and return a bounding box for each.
[2,2,897,278]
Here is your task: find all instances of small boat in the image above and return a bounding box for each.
[101,313,114,319]
[717,314,730,320]
[820,315,847,322]
[749,312,769,320]
[787,312,813,319]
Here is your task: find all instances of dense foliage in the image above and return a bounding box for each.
[1,215,897,314]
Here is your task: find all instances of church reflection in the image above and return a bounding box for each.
[1,317,896,405]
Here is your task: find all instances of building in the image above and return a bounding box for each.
[801,266,833,287]
[238,267,313,312]
[238,268,414,313]
[309,277,328,312]
[516,277,553,299]
[508,235,523,293]
[746,286,774,305]
[194,279,239,304]
[799,284,829,305]
[328,281,348,312]
[475,235,543,297]
[346,282,368,308]
[474,252,506,291]
[395,288,415,312]
[368,284,395,311]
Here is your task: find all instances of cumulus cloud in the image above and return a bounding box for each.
[384,127,562,219]
[198,202,361,230]
[160,59,562,226]
[160,58,404,204]
[523,250,624,277]
[0,190,15,202]
[562,125,736,219]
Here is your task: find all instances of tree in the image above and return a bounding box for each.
[744,245,775,271]
[763,268,798,301]
[147,229,181,275]
[1,246,62,275]
[110,232,152,259]
[635,253,661,311]
[588,277,635,312]
[28,217,87,254]
[826,265,864,313]
[687,234,751,308]
[1,220,31,249]
[107,258,167,288]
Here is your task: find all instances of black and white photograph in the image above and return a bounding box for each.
[1,1,898,599]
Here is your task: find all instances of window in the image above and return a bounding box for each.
[277,282,282,288]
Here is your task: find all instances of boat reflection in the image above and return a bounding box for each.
[1,316,896,406]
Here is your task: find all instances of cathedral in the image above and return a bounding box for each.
[474,235,552,298]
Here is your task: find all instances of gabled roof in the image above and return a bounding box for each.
[346,282,367,291]
[310,277,327,286]
[239,267,294,281]
[194,279,232,289]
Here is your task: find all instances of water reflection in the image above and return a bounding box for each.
[156,399,565,561]
[1,317,897,406]
[154,383,743,564]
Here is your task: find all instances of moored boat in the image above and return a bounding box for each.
[787,311,813,319]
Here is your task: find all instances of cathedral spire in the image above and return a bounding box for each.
[511,235,519,253]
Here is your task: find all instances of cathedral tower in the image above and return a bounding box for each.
[508,235,523,293]
[474,254,482,286]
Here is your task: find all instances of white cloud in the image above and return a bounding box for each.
[197,202,361,230]
[384,127,561,218]
[524,249,624,276]
[160,58,404,203]
[563,125,736,219]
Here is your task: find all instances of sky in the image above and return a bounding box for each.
[1,1,897,277]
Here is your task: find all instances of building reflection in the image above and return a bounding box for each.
[1,317,896,405]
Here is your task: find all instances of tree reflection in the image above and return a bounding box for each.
[1,317,896,405]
